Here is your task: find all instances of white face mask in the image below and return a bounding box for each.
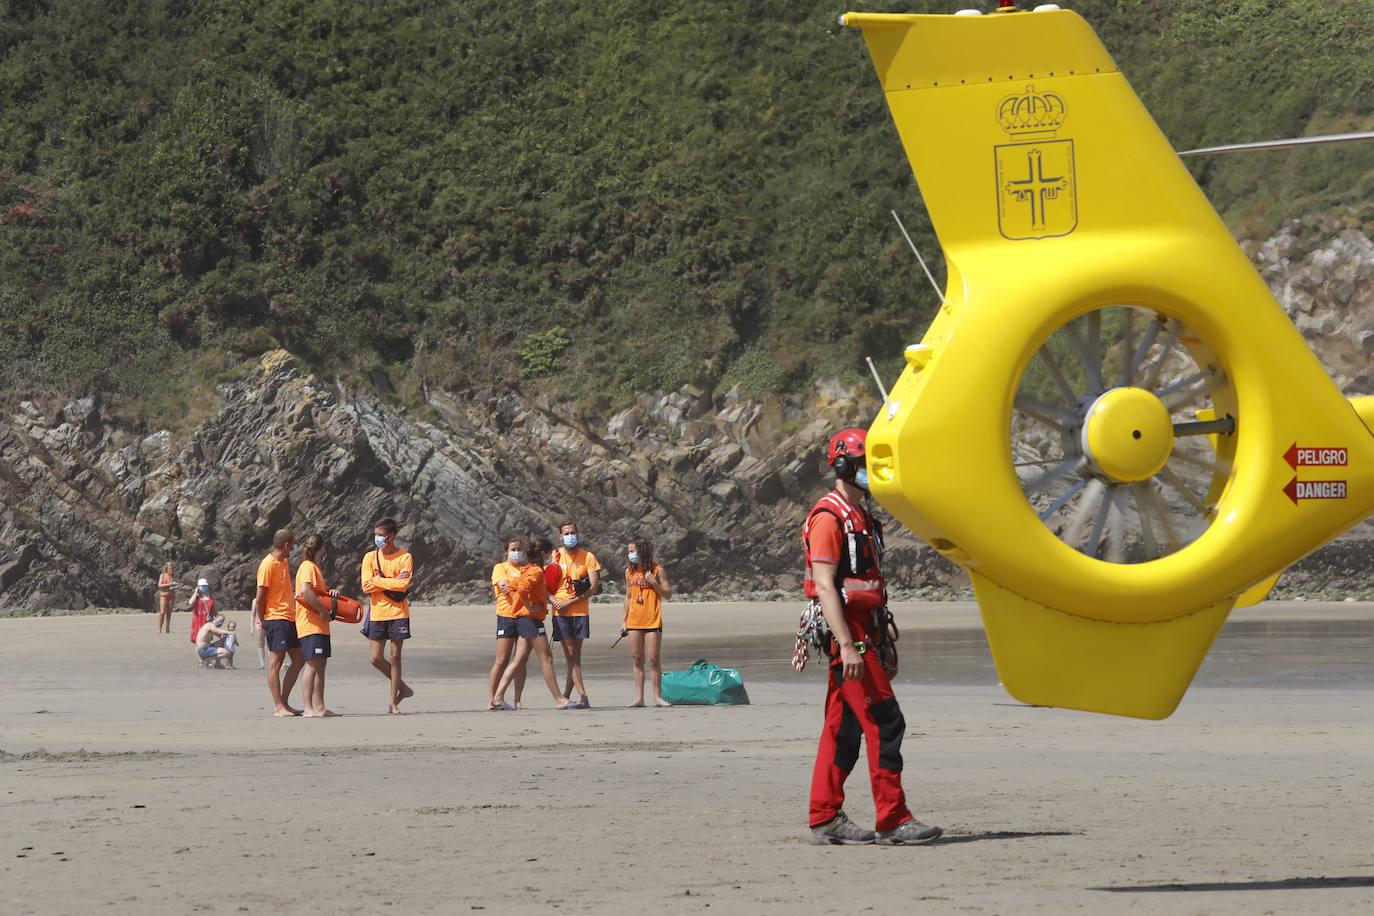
[508,550,525,564]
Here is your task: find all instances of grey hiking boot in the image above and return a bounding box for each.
[808,811,875,846]
[875,817,942,846]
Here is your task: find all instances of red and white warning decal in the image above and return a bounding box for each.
[1283,443,1348,469]
[1283,477,1347,504]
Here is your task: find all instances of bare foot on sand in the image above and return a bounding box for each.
[303,709,339,718]
[388,705,406,715]
[272,707,302,717]
[394,684,414,707]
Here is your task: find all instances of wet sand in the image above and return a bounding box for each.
[2,600,1372,914]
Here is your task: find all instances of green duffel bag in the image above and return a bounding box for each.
[660,659,751,706]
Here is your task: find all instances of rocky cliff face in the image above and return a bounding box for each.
[0,351,959,610]
[1245,223,1374,594]
[3,224,1372,611]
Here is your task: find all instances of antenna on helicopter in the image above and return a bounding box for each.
[865,355,899,420]
[1179,130,1374,157]
[890,209,945,305]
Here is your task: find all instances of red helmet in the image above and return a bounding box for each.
[827,428,867,467]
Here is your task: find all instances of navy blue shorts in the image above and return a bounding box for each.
[197,645,220,659]
[515,617,546,639]
[552,615,589,642]
[263,619,300,652]
[495,616,519,639]
[367,618,411,641]
[301,634,332,659]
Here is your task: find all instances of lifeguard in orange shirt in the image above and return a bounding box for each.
[361,517,414,714]
[621,537,671,708]
[549,519,601,709]
[294,533,339,718]
[488,536,573,710]
[256,528,302,717]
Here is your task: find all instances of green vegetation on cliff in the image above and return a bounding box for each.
[2,0,1371,419]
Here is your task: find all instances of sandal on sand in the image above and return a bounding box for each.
[556,699,579,709]
[487,702,515,711]
[655,700,672,707]
[628,701,645,708]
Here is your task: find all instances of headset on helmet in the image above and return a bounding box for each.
[828,428,867,481]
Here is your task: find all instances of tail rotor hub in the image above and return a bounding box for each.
[1080,386,1174,482]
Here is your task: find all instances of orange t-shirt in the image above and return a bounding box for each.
[624,564,664,629]
[491,561,546,619]
[256,553,294,622]
[805,512,844,568]
[295,559,330,638]
[362,548,412,621]
[551,547,601,617]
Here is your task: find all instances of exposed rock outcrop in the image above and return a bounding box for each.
[0,351,960,610]
[4,223,1373,611]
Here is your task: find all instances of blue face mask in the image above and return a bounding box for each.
[855,469,870,492]
[562,534,578,549]
[508,550,525,564]
[627,552,639,564]
[374,534,387,549]
[198,584,208,593]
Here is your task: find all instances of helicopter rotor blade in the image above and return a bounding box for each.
[1178,130,1374,157]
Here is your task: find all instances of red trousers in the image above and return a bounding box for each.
[808,646,912,832]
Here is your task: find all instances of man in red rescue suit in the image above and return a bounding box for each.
[804,427,942,846]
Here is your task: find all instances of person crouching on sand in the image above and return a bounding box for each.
[622,537,671,708]
[294,534,340,717]
[195,613,232,669]
[490,536,573,710]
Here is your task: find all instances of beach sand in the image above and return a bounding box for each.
[2,600,1372,914]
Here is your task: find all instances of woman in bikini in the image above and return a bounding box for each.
[156,562,177,634]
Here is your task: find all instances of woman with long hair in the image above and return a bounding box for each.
[622,537,671,707]
[156,562,177,634]
[489,536,573,710]
[491,537,573,710]
[294,534,339,717]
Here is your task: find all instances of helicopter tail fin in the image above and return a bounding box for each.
[973,572,1233,719]
[840,9,1227,256]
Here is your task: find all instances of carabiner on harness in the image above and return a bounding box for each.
[792,599,834,672]
[870,605,899,676]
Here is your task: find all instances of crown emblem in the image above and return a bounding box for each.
[998,85,1067,138]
